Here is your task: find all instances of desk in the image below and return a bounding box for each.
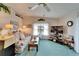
[28,37,39,52]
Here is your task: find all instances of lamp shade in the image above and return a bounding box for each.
[19,25,32,34]
[5,24,13,29]
[23,26,26,28]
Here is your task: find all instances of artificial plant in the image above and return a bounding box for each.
[0,3,10,14]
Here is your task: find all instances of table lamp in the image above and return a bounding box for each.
[5,24,13,29]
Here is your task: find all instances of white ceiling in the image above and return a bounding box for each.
[6,3,79,18]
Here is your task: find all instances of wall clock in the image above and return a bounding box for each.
[67,21,73,27]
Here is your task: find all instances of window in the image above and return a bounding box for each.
[33,23,49,36]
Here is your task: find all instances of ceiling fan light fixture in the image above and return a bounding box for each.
[38,18,45,21]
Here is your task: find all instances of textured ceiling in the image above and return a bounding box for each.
[6,3,79,18]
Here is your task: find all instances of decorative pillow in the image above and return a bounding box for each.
[15,40,24,53]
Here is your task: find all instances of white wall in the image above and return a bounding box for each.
[58,12,79,53]
[74,17,79,53]
[58,13,77,36]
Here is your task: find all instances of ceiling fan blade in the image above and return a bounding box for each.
[15,13,23,19]
[29,4,39,10]
[44,5,50,12]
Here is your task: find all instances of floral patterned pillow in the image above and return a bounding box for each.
[15,40,24,53]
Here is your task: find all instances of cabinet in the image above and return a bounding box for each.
[0,43,15,56]
[0,35,17,56]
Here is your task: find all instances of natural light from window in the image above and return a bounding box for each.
[33,23,49,36]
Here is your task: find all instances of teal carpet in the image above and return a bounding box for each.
[16,40,79,56]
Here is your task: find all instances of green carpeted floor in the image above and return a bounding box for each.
[16,40,79,56]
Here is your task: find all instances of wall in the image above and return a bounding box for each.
[22,15,58,26]
[22,15,58,34]
[0,6,23,29]
[0,10,11,28]
[21,14,78,36]
[74,17,79,53]
[58,12,79,53]
[58,12,77,36]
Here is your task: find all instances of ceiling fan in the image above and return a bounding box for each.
[28,3,50,12]
[15,13,23,19]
